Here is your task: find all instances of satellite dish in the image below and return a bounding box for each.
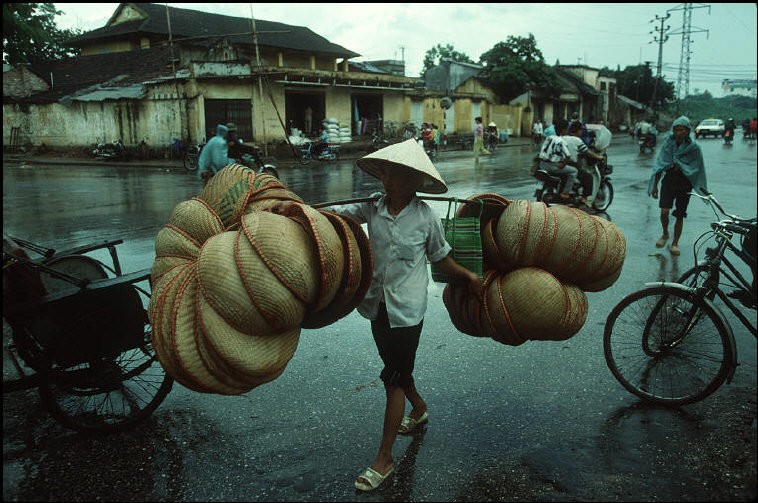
[440,97,452,110]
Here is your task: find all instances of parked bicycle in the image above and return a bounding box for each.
[603,190,756,405]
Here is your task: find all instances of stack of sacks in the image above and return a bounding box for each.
[148,164,372,394]
[443,196,625,346]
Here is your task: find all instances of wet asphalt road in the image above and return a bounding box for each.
[3,135,757,501]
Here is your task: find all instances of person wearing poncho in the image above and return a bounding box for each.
[648,116,708,256]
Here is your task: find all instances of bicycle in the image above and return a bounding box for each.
[383,120,398,139]
[603,190,756,406]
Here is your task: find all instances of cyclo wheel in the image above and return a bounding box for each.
[38,283,173,433]
[603,284,733,406]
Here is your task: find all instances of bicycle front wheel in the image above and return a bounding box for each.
[604,285,733,405]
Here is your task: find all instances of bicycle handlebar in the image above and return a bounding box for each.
[689,189,753,225]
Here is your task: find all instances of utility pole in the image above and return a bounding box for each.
[667,3,710,114]
[649,12,671,111]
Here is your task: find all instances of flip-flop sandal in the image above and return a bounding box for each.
[355,465,394,491]
[398,411,429,434]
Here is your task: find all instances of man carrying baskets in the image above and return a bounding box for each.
[269,139,482,491]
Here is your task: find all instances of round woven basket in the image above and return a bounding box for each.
[483,267,588,344]
[149,169,375,395]
[284,203,345,313]
[301,211,370,329]
[455,192,512,231]
[442,282,487,338]
[197,164,257,228]
[495,200,558,268]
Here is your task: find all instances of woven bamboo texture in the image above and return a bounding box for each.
[148,164,372,394]
[442,194,625,346]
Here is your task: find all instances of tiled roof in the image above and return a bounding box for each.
[68,3,360,59]
[22,45,176,104]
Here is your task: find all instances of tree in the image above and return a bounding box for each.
[477,34,561,104]
[602,64,674,110]
[3,3,81,65]
[420,43,474,78]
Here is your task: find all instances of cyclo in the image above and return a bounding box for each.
[3,235,173,433]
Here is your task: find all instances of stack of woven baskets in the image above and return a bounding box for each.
[148,164,372,394]
[443,194,626,346]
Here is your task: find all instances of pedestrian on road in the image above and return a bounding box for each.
[197,124,236,182]
[267,139,482,492]
[473,116,490,161]
[648,115,707,256]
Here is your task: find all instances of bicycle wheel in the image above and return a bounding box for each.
[38,285,173,433]
[604,285,733,405]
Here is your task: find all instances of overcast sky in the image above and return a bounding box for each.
[53,3,757,97]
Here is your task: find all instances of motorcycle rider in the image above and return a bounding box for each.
[724,117,736,142]
[563,120,606,209]
[538,118,575,200]
[197,123,236,181]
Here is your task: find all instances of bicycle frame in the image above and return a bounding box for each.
[688,222,757,338]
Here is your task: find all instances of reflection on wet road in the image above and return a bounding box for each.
[3,137,756,501]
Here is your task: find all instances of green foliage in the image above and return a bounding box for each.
[665,92,757,124]
[420,43,474,78]
[478,34,561,103]
[3,3,81,65]
[603,64,674,110]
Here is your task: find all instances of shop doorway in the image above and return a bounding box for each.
[284,91,325,139]
[352,94,383,136]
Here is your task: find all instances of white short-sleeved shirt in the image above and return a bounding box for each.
[327,193,451,328]
[561,135,589,163]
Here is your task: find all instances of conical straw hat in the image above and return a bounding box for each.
[356,138,448,194]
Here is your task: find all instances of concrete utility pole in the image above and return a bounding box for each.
[667,3,710,113]
[649,12,671,110]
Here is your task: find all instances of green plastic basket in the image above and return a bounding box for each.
[431,199,484,283]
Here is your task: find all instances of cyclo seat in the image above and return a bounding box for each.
[4,272,148,367]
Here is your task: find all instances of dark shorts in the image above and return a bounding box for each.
[371,303,423,387]
[659,169,693,219]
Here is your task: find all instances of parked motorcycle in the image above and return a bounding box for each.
[93,139,129,161]
[230,140,279,178]
[638,133,656,154]
[298,139,340,164]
